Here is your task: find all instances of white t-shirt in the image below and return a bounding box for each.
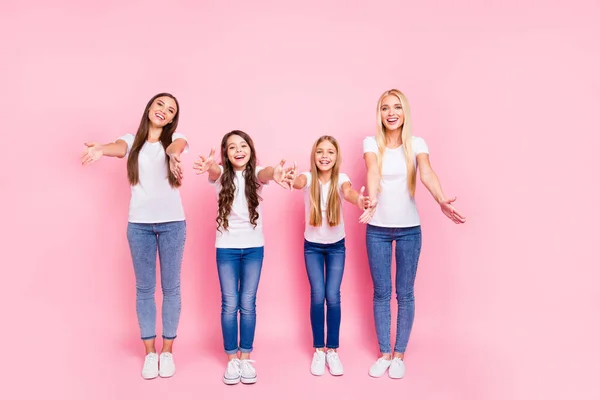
[210,165,268,249]
[301,172,350,244]
[118,133,189,223]
[363,135,429,228]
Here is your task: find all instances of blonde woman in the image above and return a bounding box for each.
[291,136,370,376]
[361,89,466,379]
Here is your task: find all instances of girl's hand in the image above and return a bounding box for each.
[357,186,371,210]
[359,197,378,224]
[273,159,295,190]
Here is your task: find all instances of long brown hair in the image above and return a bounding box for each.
[376,89,416,196]
[126,93,181,187]
[309,136,342,227]
[216,130,261,231]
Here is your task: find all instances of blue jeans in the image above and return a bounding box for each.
[126,221,186,340]
[304,238,346,349]
[366,224,422,354]
[216,247,264,354]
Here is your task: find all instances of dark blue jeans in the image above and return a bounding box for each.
[126,221,186,340]
[366,225,422,354]
[304,238,346,349]
[216,246,264,354]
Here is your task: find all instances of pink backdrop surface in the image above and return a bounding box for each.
[2,0,599,399]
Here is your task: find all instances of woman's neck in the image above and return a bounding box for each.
[147,125,163,143]
[385,128,402,147]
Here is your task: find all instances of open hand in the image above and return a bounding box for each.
[193,148,216,175]
[440,197,466,224]
[169,153,183,181]
[273,159,296,190]
[81,142,103,165]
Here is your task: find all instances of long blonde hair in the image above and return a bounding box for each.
[376,89,417,197]
[309,136,342,227]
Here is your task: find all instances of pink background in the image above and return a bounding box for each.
[2,0,599,399]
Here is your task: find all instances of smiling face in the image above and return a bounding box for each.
[380,94,404,131]
[226,134,252,171]
[314,139,338,173]
[147,96,178,128]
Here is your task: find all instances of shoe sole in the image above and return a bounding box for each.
[223,376,241,385]
[159,371,175,378]
[369,369,389,378]
[311,370,325,376]
[388,372,405,379]
[241,376,257,384]
[142,373,158,380]
[326,363,343,376]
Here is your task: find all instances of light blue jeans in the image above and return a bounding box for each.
[127,221,186,340]
[366,224,422,354]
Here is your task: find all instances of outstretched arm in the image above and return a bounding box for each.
[193,147,222,182]
[359,152,380,223]
[257,159,296,189]
[166,138,188,181]
[417,153,466,224]
[341,182,369,210]
[81,139,128,165]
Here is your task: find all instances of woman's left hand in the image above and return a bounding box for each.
[169,153,183,181]
[440,197,466,224]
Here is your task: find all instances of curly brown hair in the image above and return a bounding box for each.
[217,130,262,231]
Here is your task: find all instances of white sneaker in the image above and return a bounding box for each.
[240,359,257,384]
[141,352,159,379]
[326,350,344,376]
[369,356,392,378]
[310,349,326,376]
[159,352,175,378]
[388,357,405,379]
[223,358,241,385]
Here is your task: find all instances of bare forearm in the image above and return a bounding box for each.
[344,188,359,206]
[101,142,127,158]
[421,172,446,204]
[292,174,307,190]
[367,169,380,199]
[208,164,222,181]
[166,139,186,157]
[257,166,274,184]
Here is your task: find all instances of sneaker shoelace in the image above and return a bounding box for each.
[240,359,256,375]
[327,351,340,364]
[391,357,403,366]
[376,356,390,365]
[227,359,241,375]
[144,353,158,367]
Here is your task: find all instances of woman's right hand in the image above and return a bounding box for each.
[81,142,104,165]
[193,148,216,174]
